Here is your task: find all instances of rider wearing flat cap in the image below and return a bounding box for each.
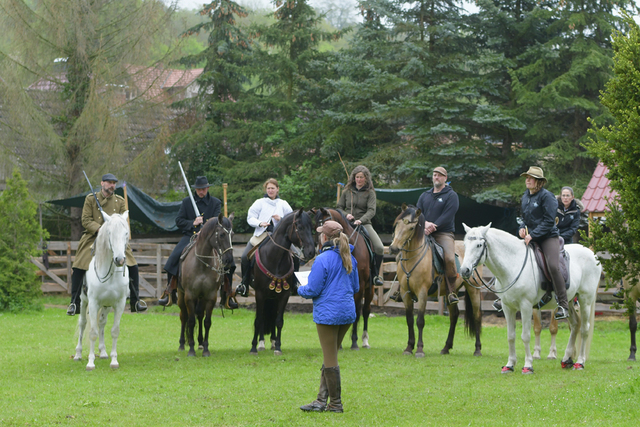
[67,173,147,315]
[159,176,238,310]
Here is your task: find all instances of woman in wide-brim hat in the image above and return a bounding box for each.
[297,220,359,413]
[518,166,569,320]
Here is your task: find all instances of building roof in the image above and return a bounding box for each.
[581,162,618,213]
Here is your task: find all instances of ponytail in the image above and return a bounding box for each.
[332,232,353,274]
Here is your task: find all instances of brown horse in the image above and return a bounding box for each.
[177,214,234,357]
[389,205,483,357]
[617,278,640,361]
[314,208,375,350]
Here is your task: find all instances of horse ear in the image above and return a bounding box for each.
[401,203,407,211]
[101,211,112,223]
[228,212,235,223]
[218,213,224,224]
[122,210,129,221]
[415,208,421,217]
[463,223,470,233]
[480,223,492,236]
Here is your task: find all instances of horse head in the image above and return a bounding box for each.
[100,211,129,267]
[209,213,234,268]
[291,209,316,261]
[389,204,424,254]
[459,222,492,280]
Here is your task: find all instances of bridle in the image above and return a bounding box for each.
[194,222,233,276]
[394,217,429,298]
[93,220,128,283]
[267,212,308,261]
[464,235,529,293]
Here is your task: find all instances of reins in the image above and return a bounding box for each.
[193,222,233,276]
[93,223,126,283]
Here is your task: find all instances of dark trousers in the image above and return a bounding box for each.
[432,231,458,295]
[539,236,568,309]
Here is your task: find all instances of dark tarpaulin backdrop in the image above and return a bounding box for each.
[47,183,181,232]
[375,188,518,235]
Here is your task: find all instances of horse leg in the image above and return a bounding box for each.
[109,301,125,369]
[351,296,362,350]
[573,301,594,369]
[532,308,542,360]
[441,304,459,355]
[403,298,415,356]
[629,312,637,362]
[86,301,100,371]
[548,309,559,360]
[98,309,109,359]
[186,299,197,357]
[502,306,517,371]
[273,297,288,356]
[362,289,373,349]
[520,305,534,372]
[415,295,427,358]
[250,290,264,354]
[74,301,88,361]
[201,299,215,357]
[562,303,581,367]
[197,299,205,350]
[466,285,483,356]
[178,302,187,351]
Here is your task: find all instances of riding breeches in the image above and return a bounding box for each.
[432,231,458,294]
[363,224,384,256]
[539,236,568,309]
[316,323,352,368]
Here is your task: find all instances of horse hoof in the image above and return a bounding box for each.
[188,350,196,357]
[501,366,514,374]
[440,349,450,355]
[561,358,574,369]
[572,363,584,370]
[351,346,360,351]
[178,345,185,351]
[202,351,211,357]
[100,354,109,360]
[532,354,541,360]
[198,345,204,350]
[415,352,425,358]
[403,350,413,356]
[362,344,370,349]
[547,355,557,360]
[473,351,482,357]
[274,350,282,356]
[250,349,258,355]
[86,365,95,371]
[110,363,119,369]
[521,367,534,374]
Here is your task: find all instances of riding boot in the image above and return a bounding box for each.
[324,366,343,413]
[300,365,328,412]
[129,265,147,313]
[553,282,569,320]
[158,274,173,306]
[374,254,384,286]
[220,274,239,310]
[613,279,625,298]
[446,275,459,306]
[236,259,252,297]
[67,268,85,316]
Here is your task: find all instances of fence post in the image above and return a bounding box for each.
[66,241,72,293]
[156,244,162,298]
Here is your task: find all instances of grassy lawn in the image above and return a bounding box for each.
[1,298,638,426]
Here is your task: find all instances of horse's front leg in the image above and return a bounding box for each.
[74,301,88,361]
[441,303,459,355]
[86,302,100,371]
[109,300,126,369]
[415,293,428,358]
[201,299,215,357]
[403,294,415,356]
[178,302,187,351]
[273,297,288,356]
[351,296,362,350]
[548,309,558,360]
[561,303,581,367]
[520,305,534,373]
[572,302,592,368]
[502,305,517,372]
[361,288,373,349]
[251,290,265,354]
[197,299,205,350]
[98,309,109,359]
[532,308,542,360]
[186,299,198,357]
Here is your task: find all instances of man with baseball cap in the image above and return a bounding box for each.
[67,173,147,315]
[412,166,460,305]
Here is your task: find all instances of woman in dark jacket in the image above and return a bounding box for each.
[556,186,583,243]
[519,166,569,320]
[298,220,359,413]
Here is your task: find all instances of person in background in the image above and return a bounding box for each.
[337,165,385,287]
[159,176,238,309]
[298,220,359,413]
[235,178,293,297]
[67,173,146,315]
[557,186,583,244]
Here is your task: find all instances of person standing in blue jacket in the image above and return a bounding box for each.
[298,220,359,414]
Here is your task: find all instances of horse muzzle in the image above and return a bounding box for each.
[114,256,125,267]
[460,266,472,280]
[389,245,399,255]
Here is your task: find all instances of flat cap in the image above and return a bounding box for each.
[433,166,447,177]
[101,173,118,182]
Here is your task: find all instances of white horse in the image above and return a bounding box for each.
[74,211,130,371]
[460,223,601,373]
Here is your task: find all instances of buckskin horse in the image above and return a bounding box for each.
[249,209,316,355]
[314,207,375,350]
[74,211,131,371]
[389,205,484,358]
[460,223,601,373]
[177,214,234,357]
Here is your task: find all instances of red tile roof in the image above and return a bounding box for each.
[581,162,618,213]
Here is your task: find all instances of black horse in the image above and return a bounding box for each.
[177,214,234,356]
[249,209,316,355]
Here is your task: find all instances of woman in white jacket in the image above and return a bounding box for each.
[236,178,293,297]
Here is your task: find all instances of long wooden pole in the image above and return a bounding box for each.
[123,182,131,236]
[223,183,228,217]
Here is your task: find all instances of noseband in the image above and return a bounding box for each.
[194,222,233,275]
[465,235,529,293]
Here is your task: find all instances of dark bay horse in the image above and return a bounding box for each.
[389,205,483,357]
[314,208,374,350]
[250,209,316,355]
[177,214,234,357]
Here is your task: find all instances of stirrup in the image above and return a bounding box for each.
[66,303,77,316]
[389,290,402,302]
[373,276,384,287]
[447,293,459,306]
[492,299,503,312]
[554,306,569,320]
[236,283,249,297]
[134,300,147,313]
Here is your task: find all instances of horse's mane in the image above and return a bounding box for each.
[274,209,312,235]
[199,215,233,237]
[394,205,425,244]
[315,208,353,232]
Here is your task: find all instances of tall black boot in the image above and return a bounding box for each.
[374,254,384,286]
[324,366,343,413]
[128,265,147,313]
[300,365,328,412]
[221,273,239,310]
[553,281,569,320]
[236,258,252,297]
[67,268,85,316]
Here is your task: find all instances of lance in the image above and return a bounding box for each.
[178,161,200,217]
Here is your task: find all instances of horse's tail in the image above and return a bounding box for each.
[263,298,278,337]
[464,290,482,339]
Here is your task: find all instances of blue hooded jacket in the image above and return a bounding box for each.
[297,243,359,325]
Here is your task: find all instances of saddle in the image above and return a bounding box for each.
[179,235,198,262]
[530,237,570,292]
[427,235,462,296]
[351,225,379,287]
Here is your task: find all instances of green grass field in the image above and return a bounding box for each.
[1,298,639,426]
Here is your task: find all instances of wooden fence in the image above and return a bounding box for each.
[33,237,625,313]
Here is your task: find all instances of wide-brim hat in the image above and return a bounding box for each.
[101,173,118,182]
[520,166,546,183]
[192,176,210,189]
[316,220,343,238]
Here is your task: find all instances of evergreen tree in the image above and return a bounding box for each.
[583,15,640,300]
[0,170,49,311]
